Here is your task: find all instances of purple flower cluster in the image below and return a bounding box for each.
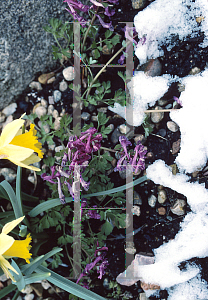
[118,26,138,65]
[114,136,147,174]
[76,241,108,284]
[41,128,102,204]
[81,198,101,219]
[64,0,119,30]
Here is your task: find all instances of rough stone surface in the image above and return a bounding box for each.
[0,0,71,109]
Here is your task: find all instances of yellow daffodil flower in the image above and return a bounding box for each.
[0,216,32,282]
[0,115,43,171]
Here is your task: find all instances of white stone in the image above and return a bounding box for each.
[3,115,13,128]
[29,81,42,91]
[40,98,48,107]
[54,117,61,130]
[59,80,68,92]
[119,124,131,134]
[48,104,54,115]
[2,103,17,116]
[63,66,75,81]
[55,145,64,153]
[38,121,50,134]
[0,168,16,182]
[53,90,62,103]
[158,189,167,204]
[34,106,47,118]
[52,109,59,119]
[148,194,157,207]
[28,174,35,184]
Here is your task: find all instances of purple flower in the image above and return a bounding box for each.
[89,0,104,7]
[173,96,183,107]
[64,0,89,27]
[119,136,132,159]
[87,206,101,219]
[98,259,108,279]
[104,6,115,17]
[124,26,138,46]
[118,53,125,65]
[57,177,66,204]
[76,242,108,284]
[106,0,119,4]
[80,174,90,191]
[41,166,59,184]
[95,14,114,31]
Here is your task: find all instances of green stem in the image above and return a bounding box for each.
[81,11,98,53]
[85,41,130,100]
[11,290,20,300]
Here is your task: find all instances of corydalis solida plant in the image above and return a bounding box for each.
[41,128,102,203]
[64,0,119,30]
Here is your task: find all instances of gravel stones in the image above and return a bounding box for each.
[144,58,162,77]
[170,199,186,215]
[81,112,90,121]
[59,80,68,92]
[38,72,55,85]
[151,106,164,123]
[167,121,179,132]
[158,189,167,204]
[53,90,62,103]
[119,124,131,134]
[34,105,47,118]
[148,194,157,207]
[63,66,75,81]
[2,103,17,116]
[29,81,42,91]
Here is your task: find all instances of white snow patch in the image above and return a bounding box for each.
[134,0,208,64]
[170,69,208,173]
[108,71,173,126]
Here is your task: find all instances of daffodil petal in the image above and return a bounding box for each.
[11,124,43,158]
[0,144,34,161]
[4,234,32,264]
[0,233,14,255]
[0,119,24,147]
[9,157,41,171]
[0,254,18,282]
[2,216,25,235]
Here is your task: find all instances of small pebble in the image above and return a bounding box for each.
[53,90,62,103]
[134,134,146,144]
[165,103,172,109]
[48,105,54,115]
[148,194,157,207]
[28,174,35,184]
[151,106,164,123]
[47,76,56,84]
[158,207,166,215]
[0,168,16,182]
[102,45,112,55]
[91,115,98,122]
[34,106,47,118]
[38,121,50,134]
[22,285,33,294]
[158,99,168,106]
[119,124,130,134]
[167,121,179,132]
[54,117,61,130]
[63,66,75,81]
[125,241,136,254]
[170,199,186,215]
[25,294,34,300]
[140,292,149,300]
[29,81,42,91]
[41,280,51,290]
[97,107,108,113]
[52,110,59,119]
[48,96,55,104]
[131,205,141,216]
[134,191,142,205]
[103,278,111,290]
[59,80,68,92]
[111,127,122,144]
[55,145,64,153]
[88,104,95,113]
[40,98,48,108]
[2,103,17,116]
[38,72,55,84]
[158,189,167,204]
[144,58,162,77]
[172,139,181,155]
[189,67,201,75]
[81,112,90,121]
[157,128,166,137]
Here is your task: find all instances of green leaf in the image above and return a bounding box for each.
[0,285,16,299]
[35,265,107,300]
[10,260,25,291]
[24,272,51,285]
[97,112,109,126]
[111,35,120,45]
[101,221,113,236]
[94,49,100,59]
[105,30,113,39]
